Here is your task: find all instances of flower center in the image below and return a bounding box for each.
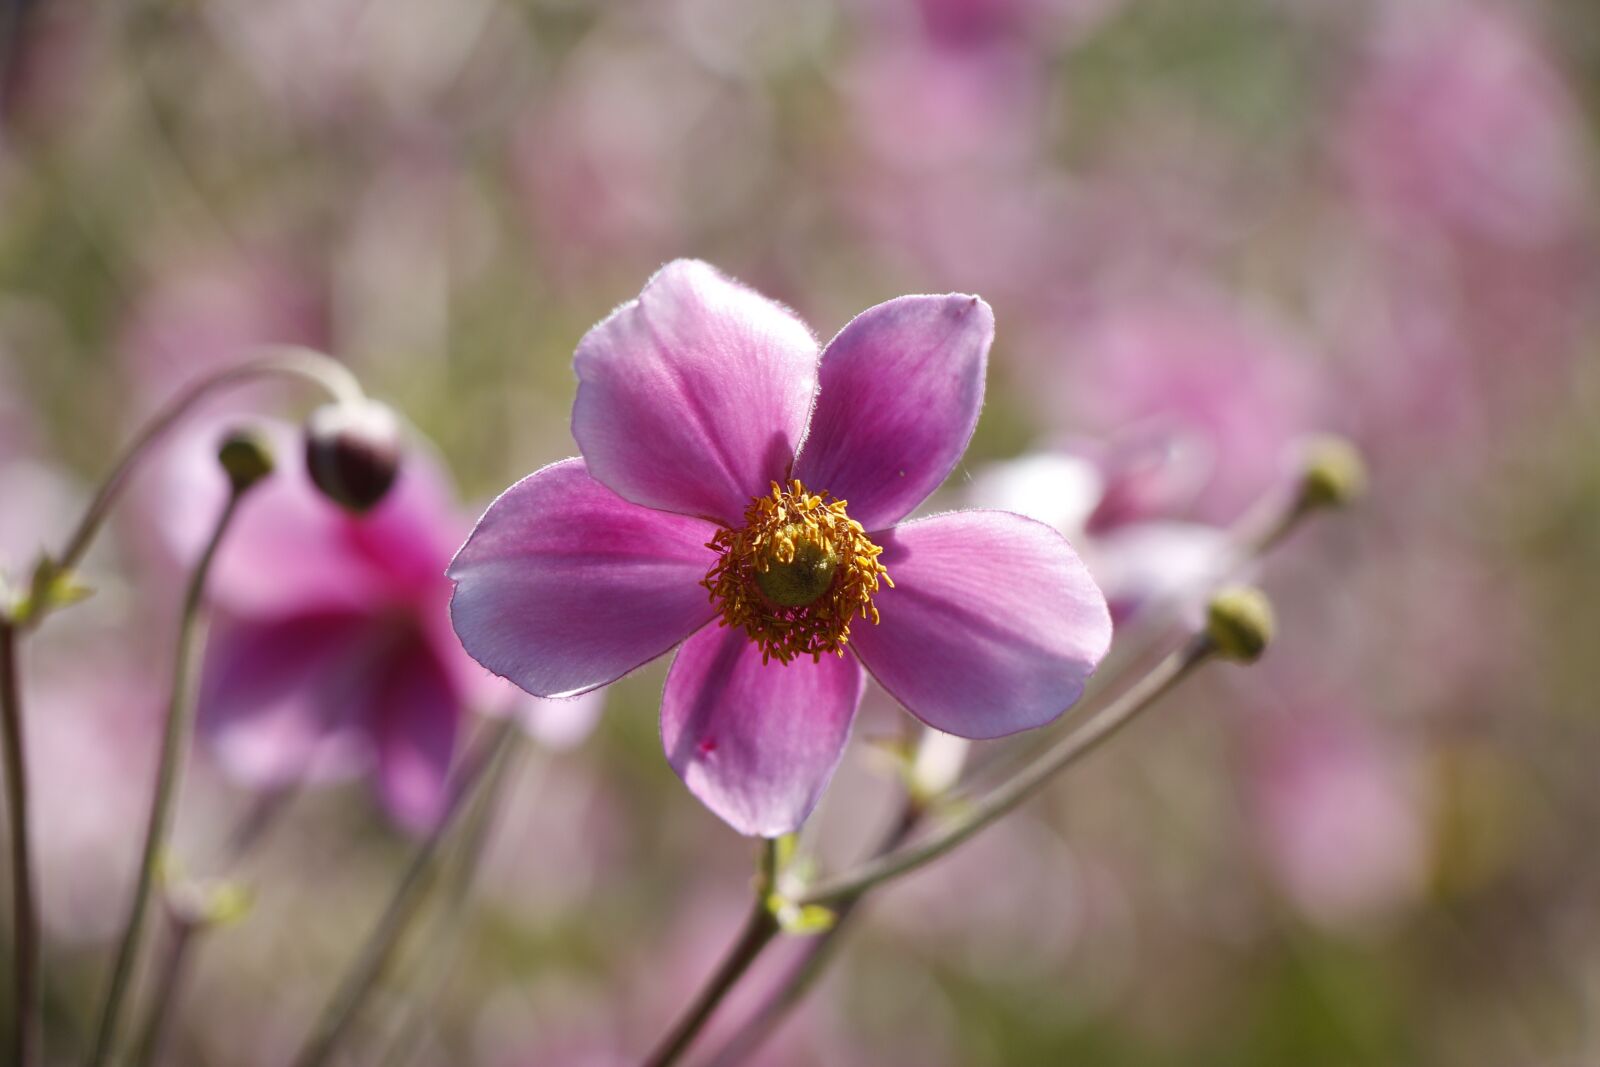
[702,480,892,664]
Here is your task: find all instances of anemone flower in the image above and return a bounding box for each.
[175,420,599,833]
[448,260,1110,836]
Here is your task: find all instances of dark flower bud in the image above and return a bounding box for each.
[303,400,402,513]
[216,427,276,494]
[1205,586,1275,663]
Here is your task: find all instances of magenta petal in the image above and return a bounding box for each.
[198,611,380,788]
[851,510,1111,739]
[369,644,462,834]
[793,294,992,530]
[661,625,864,837]
[448,458,719,698]
[572,260,819,524]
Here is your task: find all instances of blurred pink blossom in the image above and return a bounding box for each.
[1250,709,1428,931]
[159,419,595,832]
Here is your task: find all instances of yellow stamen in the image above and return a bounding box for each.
[702,480,893,665]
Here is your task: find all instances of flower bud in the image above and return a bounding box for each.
[303,400,402,513]
[1205,586,1275,663]
[216,427,276,494]
[1298,436,1366,511]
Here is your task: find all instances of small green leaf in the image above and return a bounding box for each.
[767,894,836,936]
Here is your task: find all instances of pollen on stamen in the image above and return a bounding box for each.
[701,480,892,665]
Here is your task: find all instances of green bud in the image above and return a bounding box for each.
[1205,586,1275,663]
[1299,436,1366,510]
[217,427,276,494]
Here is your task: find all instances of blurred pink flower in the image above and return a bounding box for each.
[971,448,1235,626]
[1060,291,1322,525]
[1337,2,1591,248]
[449,260,1111,836]
[169,420,594,832]
[1250,709,1428,931]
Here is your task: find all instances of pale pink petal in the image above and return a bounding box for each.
[661,625,864,837]
[369,643,463,833]
[850,510,1110,739]
[448,459,718,698]
[572,260,818,524]
[198,611,382,788]
[515,689,606,751]
[1089,520,1237,626]
[793,294,991,530]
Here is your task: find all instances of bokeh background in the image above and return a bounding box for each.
[3,0,1600,1063]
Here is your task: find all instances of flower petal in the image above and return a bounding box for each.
[368,642,463,834]
[793,294,992,530]
[661,625,864,837]
[448,458,719,698]
[850,510,1111,739]
[572,260,819,524]
[197,611,382,788]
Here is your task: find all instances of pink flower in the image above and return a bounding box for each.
[448,260,1111,836]
[181,421,596,832]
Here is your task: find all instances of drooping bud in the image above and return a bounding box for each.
[216,427,276,494]
[1205,586,1275,663]
[1298,436,1367,511]
[303,399,402,513]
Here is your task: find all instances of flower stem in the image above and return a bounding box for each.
[87,485,249,1067]
[0,622,40,1067]
[289,715,522,1067]
[639,839,781,1067]
[795,636,1216,909]
[130,788,291,1067]
[52,347,361,582]
[705,803,924,1067]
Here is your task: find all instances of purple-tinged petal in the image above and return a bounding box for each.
[369,643,462,834]
[661,625,864,837]
[448,458,719,698]
[572,260,819,524]
[851,510,1110,739]
[198,611,383,788]
[1089,521,1238,627]
[793,294,991,530]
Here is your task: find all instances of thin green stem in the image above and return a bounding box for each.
[88,486,248,1067]
[796,637,1216,909]
[130,788,292,1067]
[289,715,522,1067]
[1,622,39,1067]
[53,348,361,581]
[373,735,529,1067]
[639,839,781,1067]
[705,803,924,1067]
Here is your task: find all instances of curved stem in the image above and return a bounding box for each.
[639,840,780,1067]
[289,716,522,1067]
[796,637,1216,909]
[88,486,248,1067]
[1,623,39,1067]
[53,347,361,582]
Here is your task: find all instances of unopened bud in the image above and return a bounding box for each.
[303,400,402,513]
[1205,586,1275,663]
[1298,436,1366,511]
[217,427,275,494]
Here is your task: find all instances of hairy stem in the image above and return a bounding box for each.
[88,486,248,1067]
[290,715,521,1067]
[1,623,39,1067]
[639,839,780,1067]
[796,637,1215,909]
[53,348,360,581]
[705,803,924,1067]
